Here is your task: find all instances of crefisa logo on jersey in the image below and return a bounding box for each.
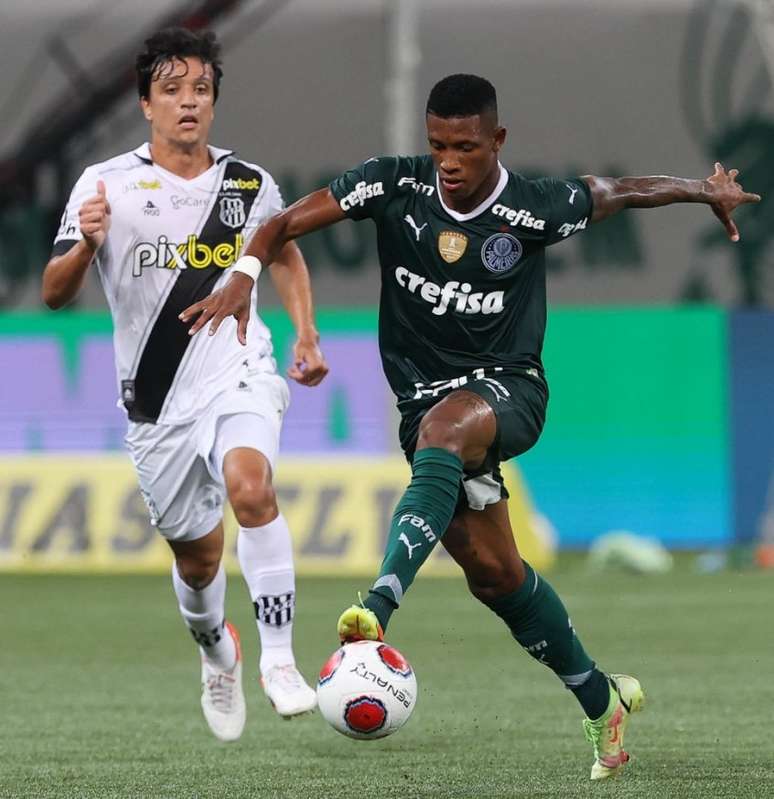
[481,233,522,274]
[219,196,246,229]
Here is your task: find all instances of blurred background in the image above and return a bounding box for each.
[1,0,773,574]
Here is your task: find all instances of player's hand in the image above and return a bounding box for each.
[179,272,254,345]
[705,162,761,242]
[287,334,329,386]
[79,180,111,252]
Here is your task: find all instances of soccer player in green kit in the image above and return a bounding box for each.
[181,75,760,779]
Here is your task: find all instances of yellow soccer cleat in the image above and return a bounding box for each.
[583,673,645,780]
[336,604,384,643]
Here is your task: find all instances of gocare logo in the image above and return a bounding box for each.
[491,204,546,231]
[170,195,208,210]
[221,177,261,191]
[394,266,504,316]
[132,233,244,276]
[339,181,384,211]
[557,217,588,238]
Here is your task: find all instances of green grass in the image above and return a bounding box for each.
[1,562,772,798]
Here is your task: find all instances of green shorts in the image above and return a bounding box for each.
[398,371,548,511]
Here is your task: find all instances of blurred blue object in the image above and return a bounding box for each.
[694,551,728,574]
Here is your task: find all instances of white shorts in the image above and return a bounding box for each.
[124,372,290,541]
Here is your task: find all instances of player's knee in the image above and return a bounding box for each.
[416,414,464,456]
[466,561,525,605]
[229,477,278,528]
[176,554,221,590]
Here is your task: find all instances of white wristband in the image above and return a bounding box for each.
[232,255,263,283]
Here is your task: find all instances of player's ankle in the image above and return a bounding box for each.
[365,590,397,631]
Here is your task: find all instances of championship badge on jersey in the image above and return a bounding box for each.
[219,196,246,229]
[438,230,468,263]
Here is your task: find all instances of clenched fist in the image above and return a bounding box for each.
[79,179,112,251]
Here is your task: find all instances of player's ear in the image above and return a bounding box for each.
[140,97,152,122]
[493,126,507,152]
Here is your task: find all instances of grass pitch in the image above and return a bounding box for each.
[1,561,772,799]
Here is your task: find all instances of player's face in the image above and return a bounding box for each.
[140,57,215,149]
[426,113,506,204]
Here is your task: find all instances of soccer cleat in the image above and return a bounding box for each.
[336,604,384,643]
[583,673,645,780]
[261,664,317,718]
[200,621,246,742]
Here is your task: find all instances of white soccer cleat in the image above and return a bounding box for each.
[261,664,317,718]
[200,622,246,742]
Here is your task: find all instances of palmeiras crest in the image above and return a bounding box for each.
[481,233,522,274]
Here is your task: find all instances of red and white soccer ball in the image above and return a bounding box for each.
[317,640,418,739]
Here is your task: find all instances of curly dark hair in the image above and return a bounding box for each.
[136,27,223,102]
[426,74,497,121]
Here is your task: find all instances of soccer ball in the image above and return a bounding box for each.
[316,640,418,739]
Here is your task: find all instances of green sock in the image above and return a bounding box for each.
[365,447,463,630]
[485,562,609,717]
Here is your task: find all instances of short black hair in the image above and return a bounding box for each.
[426,74,498,120]
[136,27,223,102]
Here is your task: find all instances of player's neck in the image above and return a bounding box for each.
[440,161,503,215]
[148,139,213,179]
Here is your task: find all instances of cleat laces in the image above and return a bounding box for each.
[265,664,305,691]
[205,670,238,713]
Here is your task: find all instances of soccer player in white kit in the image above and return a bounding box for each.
[41,28,327,742]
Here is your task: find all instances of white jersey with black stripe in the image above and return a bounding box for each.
[53,143,283,426]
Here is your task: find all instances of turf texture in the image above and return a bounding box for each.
[1,562,772,798]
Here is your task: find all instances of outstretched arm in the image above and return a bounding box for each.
[583,162,760,242]
[180,188,345,339]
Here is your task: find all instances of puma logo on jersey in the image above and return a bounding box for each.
[398,533,423,559]
[404,214,428,241]
[491,204,546,231]
[397,177,435,196]
[566,183,579,205]
[394,267,505,317]
[132,233,244,276]
[339,180,384,211]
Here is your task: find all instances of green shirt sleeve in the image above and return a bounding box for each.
[529,177,594,246]
[328,157,401,221]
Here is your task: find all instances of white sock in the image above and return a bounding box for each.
[172,562,237,671]
[237,513,296,675]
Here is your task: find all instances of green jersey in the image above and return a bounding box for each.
[329,155,592,413]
